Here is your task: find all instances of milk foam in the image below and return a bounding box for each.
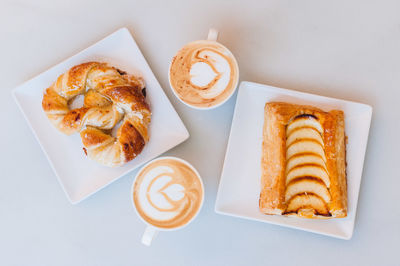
[190,49,231,99]
[190,62,217,87]
[137,166,185,221]
[134,158,203,229]
[169,41,238,108]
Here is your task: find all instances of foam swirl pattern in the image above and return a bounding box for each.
[169,41,238,108]
[133,159,203,229]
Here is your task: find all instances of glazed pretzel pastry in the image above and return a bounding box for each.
[42,62,151,167]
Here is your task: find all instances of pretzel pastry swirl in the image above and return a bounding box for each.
[42,62,151,167]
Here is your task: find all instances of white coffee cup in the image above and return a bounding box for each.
[131,156,204,246]
[168,28,240,110]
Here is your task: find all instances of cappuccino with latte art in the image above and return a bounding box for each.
[169,38,239,109]
[133,158,203,229]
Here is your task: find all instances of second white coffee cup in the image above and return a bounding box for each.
[131,156,204,246]
[169,28,239,110]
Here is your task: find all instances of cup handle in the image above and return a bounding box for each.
[207,28,219,41]
[141,226,158,246]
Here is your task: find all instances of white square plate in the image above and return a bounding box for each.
[215,81,372,240]
[13,28,189,204]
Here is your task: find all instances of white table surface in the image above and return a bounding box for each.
[1,1,399,265]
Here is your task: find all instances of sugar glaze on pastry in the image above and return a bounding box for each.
[259,102,347,219]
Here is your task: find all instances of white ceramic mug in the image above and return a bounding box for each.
[131,156,204,246]
[168,28,240,110]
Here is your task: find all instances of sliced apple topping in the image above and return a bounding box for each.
[284,114,332,216]
[286,194,329,215]
[286,140,326,162]
[286,165,330,187]
[285,178,331,203]
[286,154,326,173]
[286,116,323,136]
[286,127,324,147]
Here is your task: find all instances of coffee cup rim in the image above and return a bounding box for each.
[168,39,240,110]
[131,156,205,232]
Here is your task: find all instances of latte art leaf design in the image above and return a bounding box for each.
[146,173,186,212]
[133,159,203,229]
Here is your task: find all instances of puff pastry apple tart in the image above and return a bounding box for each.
[259,102,347,218]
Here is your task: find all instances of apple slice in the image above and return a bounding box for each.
[286,165,330,187]
[286,154,326,173]
[297,208,331,218]
[286,127,324,147]
[286,193,329,215]
[286,117,323,136]
[286,140,326,162]
[285,178,331,203]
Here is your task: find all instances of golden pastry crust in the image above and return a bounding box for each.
[259,102,347,218]
[42,62,151,167]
